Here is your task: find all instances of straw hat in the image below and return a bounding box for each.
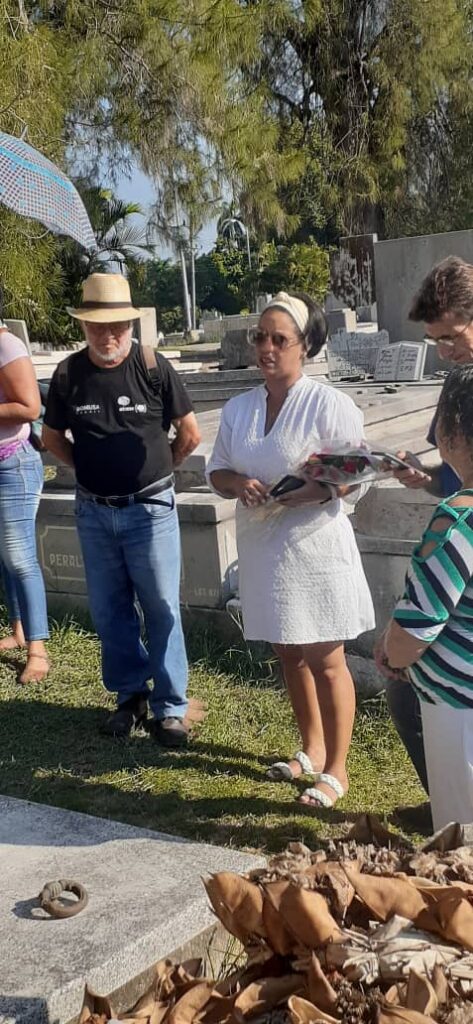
[67,273,144,322]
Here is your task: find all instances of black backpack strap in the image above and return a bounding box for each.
[55,355,72,402]
[140,344,161,393]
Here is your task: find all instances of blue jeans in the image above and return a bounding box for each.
[75,487,188,720]
[385,677,429,794]
[0,443,49,640]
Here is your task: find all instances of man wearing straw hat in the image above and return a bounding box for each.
[43,273,201,746]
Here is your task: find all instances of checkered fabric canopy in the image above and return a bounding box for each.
[0,132,96,250]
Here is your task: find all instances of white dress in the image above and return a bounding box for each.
[206,374,375,645]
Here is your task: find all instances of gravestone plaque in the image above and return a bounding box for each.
[37,522,86,595]
[373,345,398,381]
[397,342,427,380]
[326,349,354,378]
[374,341,427,382]
[327,329,389,379]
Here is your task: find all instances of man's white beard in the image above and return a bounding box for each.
[87,339,131,363]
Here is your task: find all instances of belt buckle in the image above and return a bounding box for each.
[104,496,118,508]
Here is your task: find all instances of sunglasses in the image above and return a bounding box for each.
[249,328,302,351]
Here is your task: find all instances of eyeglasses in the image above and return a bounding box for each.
[249,328,302,351]
[425,318,473,351]
[85,320,131,335]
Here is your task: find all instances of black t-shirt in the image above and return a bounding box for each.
[44,344,193,496]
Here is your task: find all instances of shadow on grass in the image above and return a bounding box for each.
[0,695,427,852]
[0,697,270,776]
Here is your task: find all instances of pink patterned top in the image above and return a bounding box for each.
[0,330,31,446]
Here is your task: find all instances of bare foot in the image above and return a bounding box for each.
[0,635,26,652]
[19,654,51,685]
[299,770,348,809]
[267,749,325,782]
[285,753,325,778]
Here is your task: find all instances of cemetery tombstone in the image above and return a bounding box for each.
[136,307,158,346]
[374,341,427,382]
[256,294,272,313]
[373,345,398,382]
[357,303,377,323]
[221,315,260,369]
[5,319,31,354]
[327,329,389,380]
[324,291,344,313]
[326,308,357,334]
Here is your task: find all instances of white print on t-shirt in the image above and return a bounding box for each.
[116,396,147,414]
[120,403,148,414]
[74,404,101,414]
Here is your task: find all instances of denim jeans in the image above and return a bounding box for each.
[385,677,429,794]
[75,486,188,720]
[0,443,49,640]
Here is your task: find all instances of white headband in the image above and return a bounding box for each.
[262,291,309,335]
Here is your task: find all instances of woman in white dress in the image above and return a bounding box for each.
[207,291,375,810]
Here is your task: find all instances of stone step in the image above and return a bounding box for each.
[33,348,181,382]
[175,362,204,373]
[0,796,261,1024]
[179,345,221,362]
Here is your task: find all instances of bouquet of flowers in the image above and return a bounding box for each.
[270,441,409,497]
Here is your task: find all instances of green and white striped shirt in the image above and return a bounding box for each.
[393,491,473,708]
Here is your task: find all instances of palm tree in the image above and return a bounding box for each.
[148,160,221,331]
[217,205,252,269]
[84,189,152,273]
[58,185,153,310]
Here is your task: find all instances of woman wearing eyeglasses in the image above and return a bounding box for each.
[207,291,374,811]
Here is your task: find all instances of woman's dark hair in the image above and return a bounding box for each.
[287,291,328,358]
[437,366,473,452]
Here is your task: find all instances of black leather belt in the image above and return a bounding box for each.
[77,474,175,509]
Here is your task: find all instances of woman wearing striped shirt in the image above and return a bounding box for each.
[382,365,473,831]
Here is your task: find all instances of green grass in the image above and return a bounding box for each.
[0,614,426,852]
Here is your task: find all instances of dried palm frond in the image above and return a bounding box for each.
[79,817,473,1024]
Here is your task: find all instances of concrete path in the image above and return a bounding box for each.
[0,797,261,1024]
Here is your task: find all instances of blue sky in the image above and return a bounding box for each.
[114,167,218,260]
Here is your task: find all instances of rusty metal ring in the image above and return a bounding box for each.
[39,879,88,918]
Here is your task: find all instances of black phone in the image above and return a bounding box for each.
[270,475,306,498]
[370,451,412,470]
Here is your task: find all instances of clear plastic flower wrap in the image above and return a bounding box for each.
[237,441,410,538]
[298,440,411,488]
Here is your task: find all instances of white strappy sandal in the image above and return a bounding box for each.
[266,750,318,782]
[300,772,345,809]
